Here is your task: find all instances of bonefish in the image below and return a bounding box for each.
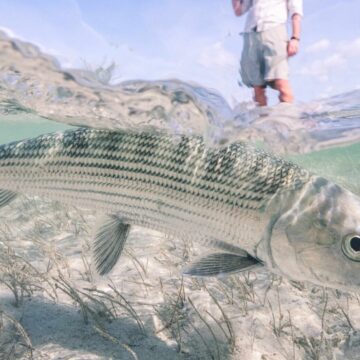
[0,127,359,290]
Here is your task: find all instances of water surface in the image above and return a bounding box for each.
[1,29,360,360]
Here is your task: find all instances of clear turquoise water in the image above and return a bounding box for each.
[0,116,71,144]
[290,142,360,195]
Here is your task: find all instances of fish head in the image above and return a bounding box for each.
[270,176,360,290]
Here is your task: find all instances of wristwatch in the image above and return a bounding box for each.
[291,36,300,41]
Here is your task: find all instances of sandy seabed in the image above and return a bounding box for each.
[0,196,360,360]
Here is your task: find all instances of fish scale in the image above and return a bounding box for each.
[0,127,309,255]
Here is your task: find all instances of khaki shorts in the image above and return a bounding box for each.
[240,24,289,87]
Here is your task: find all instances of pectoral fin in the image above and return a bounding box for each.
[183,252,261,277]
[93,215,131,275]
[0,190,17,208]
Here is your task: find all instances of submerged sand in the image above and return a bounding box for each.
[0,195,360,360]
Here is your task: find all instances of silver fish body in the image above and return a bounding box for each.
[0,128,359,290]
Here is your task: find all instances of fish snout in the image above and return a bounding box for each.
[269,178,360,290]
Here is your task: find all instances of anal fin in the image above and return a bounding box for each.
[93,215,131,275]
[0,190,17,208]
[183,252,261,277]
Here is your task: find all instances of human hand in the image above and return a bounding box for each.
[287,39,299,57]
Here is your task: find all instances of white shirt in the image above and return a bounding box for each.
[241,0,303,32]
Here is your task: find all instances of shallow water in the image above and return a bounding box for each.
[1,31,360,360]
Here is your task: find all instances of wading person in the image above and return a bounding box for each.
[232,0,303,106]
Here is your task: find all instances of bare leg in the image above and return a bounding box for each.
[253,86,267,106]
[272,79,294,103]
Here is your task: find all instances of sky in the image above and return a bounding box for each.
[0,0,359,105]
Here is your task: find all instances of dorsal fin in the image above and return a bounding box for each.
[93,215,131,275]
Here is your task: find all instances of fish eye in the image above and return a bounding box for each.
[342,234,360,262]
